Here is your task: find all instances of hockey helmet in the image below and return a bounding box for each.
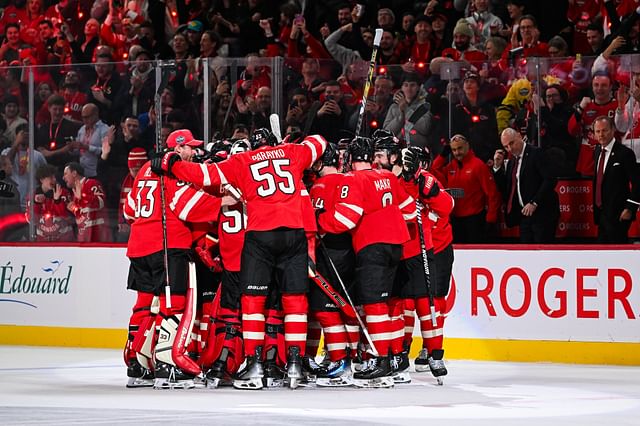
[321,142,340,168]
[373,129,402,154]
[347,136,374,163]
[230,138,251,156]
[407,145,432,169]
[249,128,278,150]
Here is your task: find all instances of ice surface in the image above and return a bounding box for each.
[1,346,639,425]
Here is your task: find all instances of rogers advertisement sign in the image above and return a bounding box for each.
[498,179,640,238]
[445,248,640,343]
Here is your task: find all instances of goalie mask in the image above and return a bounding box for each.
[249,128,278,150]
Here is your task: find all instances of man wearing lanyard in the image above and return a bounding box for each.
[35,94,81,176]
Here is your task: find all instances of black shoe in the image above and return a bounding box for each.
[353,355,392,380]
[393,351,410,372]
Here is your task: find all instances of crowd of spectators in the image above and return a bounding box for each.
[0,0,639,243]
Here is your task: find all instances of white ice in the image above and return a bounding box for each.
[1,346,639,425]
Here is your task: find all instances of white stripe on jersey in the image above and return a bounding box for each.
[398,196,415,210]
[178,190,205,221]
[302,140,318,164]
[335,211,357,230]
[341,203,364,216]
[170,185,190,211]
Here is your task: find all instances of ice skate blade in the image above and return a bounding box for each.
[316,376,354,387]
[233,377,264,390]
[206,378,221,389]
[353,376,394,389]
[126,377,154,388]
[289,377,300,389]
[414,364,430,373]
[435,377,444,386]
[153,378,195,389]
[391,371,411,384]
[263,377,284,388]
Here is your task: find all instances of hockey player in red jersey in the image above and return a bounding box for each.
[402,145,455,384]
[200,139,250,388]
[152,128,327,389]
[123,129,223,389]
[309,142,359,387]
[317,136,416,388]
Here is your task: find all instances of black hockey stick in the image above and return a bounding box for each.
[415,200,438,327]
[155,62,172,308]
[317,237,379,357]
[354,28,383,136]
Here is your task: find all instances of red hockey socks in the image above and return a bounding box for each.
[388,298,406,355]
[415,296,446,352]
[315,311,348,361]
[362,302,392,357]
[241,294,267,357]
[403,298,416,350]
[281,293,308,356]
[306,317,322,358]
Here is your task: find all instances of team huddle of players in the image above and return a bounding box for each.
[121,126,454,390]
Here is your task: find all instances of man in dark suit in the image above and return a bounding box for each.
[592,116,640,243]
[494,128,560,243]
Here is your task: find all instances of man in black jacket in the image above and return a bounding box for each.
[494,128,560,243]
[591,116,640,243]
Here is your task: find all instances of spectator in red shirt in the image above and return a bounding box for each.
[502,15,549,60]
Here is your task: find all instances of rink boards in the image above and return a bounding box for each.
[0,244,638,365]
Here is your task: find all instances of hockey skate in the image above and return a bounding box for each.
[301,354,327,383]
[414,348,430,372]
[390,351,411,384]
[153,361,196,389]
[428,349,447,386]
[262,346,285,388]
[352,356,394,389]
[316,358,354,387]
[285,346,304,389]
[126,359,154,388]
[233,347,264,390]
[204,359,232,389]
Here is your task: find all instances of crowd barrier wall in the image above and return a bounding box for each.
[0,244,638,365]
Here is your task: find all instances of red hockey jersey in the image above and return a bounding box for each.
[124,162,222,258]
[218,201,247,272]
[170,135,327,232]
[68,177,110,243]
[317,168,415,253]
[568,98,617,177]
[27,189,75,242]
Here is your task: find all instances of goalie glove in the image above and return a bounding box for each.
[150,151,181,177]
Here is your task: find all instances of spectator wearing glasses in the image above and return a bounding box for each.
[74,103,109,178]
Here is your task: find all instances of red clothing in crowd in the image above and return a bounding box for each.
[432,151,501,223]
[27,188,75,242]
[68,177,110,242]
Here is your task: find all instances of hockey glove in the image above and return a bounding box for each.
[417,173,440,199]
[401,147,421,181]
[150,151,181,177]
[194,234,221,272]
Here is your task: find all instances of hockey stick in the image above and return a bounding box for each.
[415,200,438,327]
[316,237,379,357]
[355,28,383,136]
[269,113,282,143]
[155,62,172,309]
[307,258,357,319]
